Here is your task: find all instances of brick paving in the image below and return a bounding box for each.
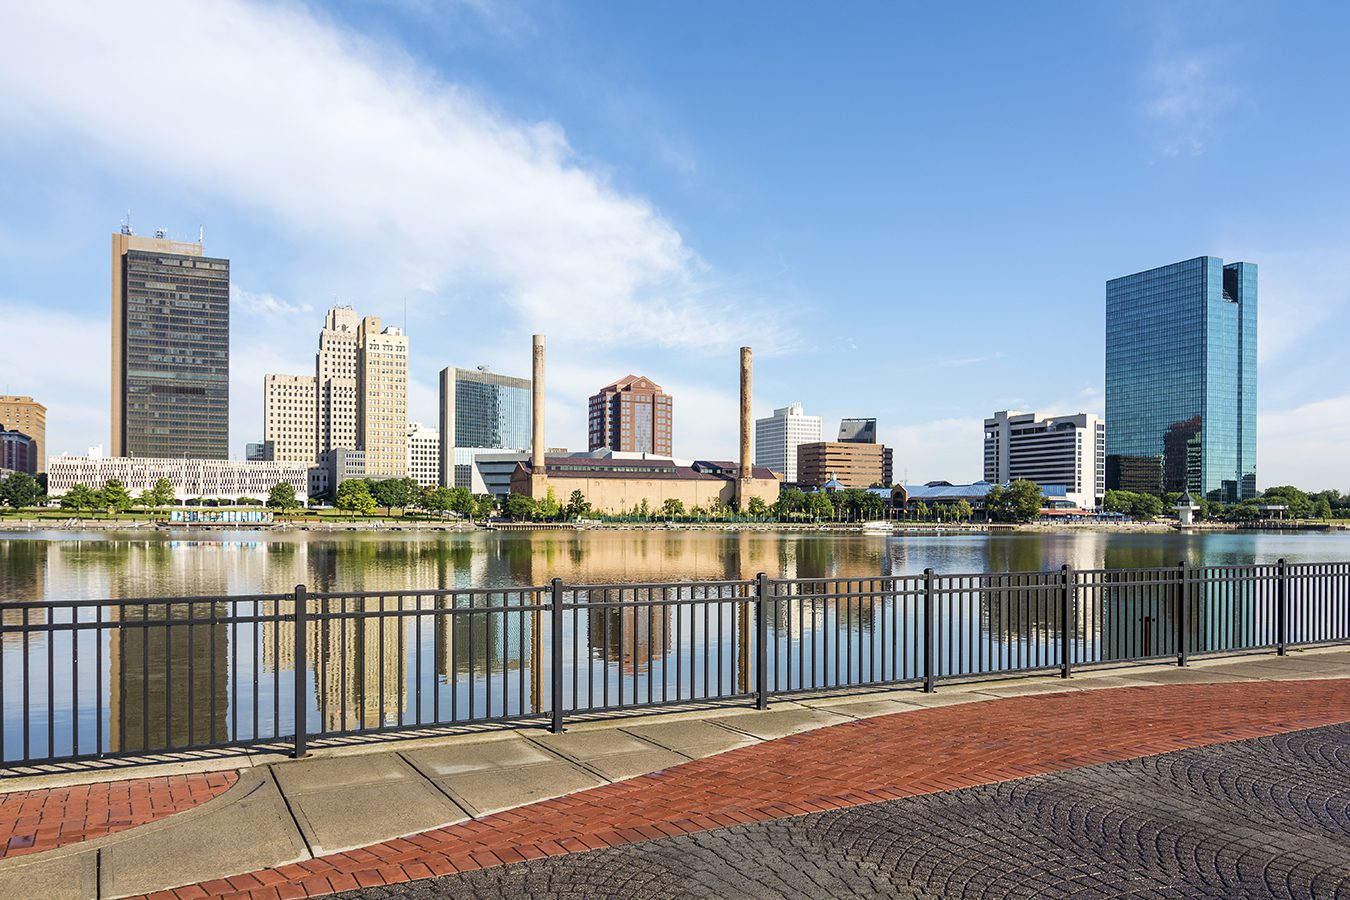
[151,679,1350,899]
[348,722,1350,898]
[0,770,237,859]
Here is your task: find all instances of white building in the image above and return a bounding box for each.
[983,410,1105,509]
[406,422,441,488]
[754,403,823,483]
[47,455,311,502]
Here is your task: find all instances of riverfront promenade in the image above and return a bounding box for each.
[0,648,1347,899]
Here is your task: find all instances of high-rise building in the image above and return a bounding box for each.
[838,418,877,444]
[356,317,408,478]
[111,230,229,459]
[983,410,1105,509]
[588,375,672,456]
[796,441,892,489]
[315,307,360,459]
[1106,256,1257,501]
[406,422,440,488]
[245,442,267,462]
[263,374,318,464]
[438,366,531,488]
[0,396,46,473]
[0,430,36,475]
[754,403,822,483]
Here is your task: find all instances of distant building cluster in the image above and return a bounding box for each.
[9,226,1259,518]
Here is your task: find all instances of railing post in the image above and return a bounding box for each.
[923,568,936,693]
[1176,560,1189,667]
[292,584,308,758]
[550,578,565,733]
[1060,564,1073,679]
[755,572,769,710]
[1276,557,1288,656]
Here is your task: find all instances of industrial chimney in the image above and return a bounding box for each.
[737,346,753,508]
[531,334,547,496]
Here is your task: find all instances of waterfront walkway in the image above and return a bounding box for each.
[1,648,1347,899]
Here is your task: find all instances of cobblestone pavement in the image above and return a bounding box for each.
[341,723,1350,899]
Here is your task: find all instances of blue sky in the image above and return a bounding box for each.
[1,1,1347,488]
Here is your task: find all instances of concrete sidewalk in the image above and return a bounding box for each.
[3,646,1348,900]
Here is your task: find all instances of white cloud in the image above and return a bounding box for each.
[0,2,791,354]
[1259,395,1350,491]
[880,417,985,486]
[232,286,314,319]
[1141,25,1238,158]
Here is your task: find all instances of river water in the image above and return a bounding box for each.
[4,527,1350,601]
[2,528,1347,764]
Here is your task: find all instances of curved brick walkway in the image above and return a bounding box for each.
[349,722,1350,898]
[0,771,237,859]
[154,679,1350,900]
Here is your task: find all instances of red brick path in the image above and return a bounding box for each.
[149,679,1350,900]
[0,771,237,859]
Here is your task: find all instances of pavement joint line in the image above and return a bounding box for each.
[267,765,316,862]
[517,734,631,784]
[394,751,475,821]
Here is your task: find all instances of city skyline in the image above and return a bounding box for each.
[2,3,1349,489]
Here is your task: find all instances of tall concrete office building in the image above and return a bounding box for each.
[315,307,360,460]
[984,410,1105,509]
[356,316,409,478]
[406,422,440,488]
[754,403,822,483]
[111,230,229,459]
[1106,256,1256,501]
[588,375,673,456]
[0,396,46,472]
[262,374,318,463]
[438,366,531,488]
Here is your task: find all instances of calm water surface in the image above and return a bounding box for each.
[2,528,1347,764]
[4,527,1350,601]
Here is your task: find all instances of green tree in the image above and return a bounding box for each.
[661,497,686,519]
[538,487,562,520]
[746,496,768,518]
[986,480,1042,523]
[335,479,377,516]
[267,482,299,511]
[0,473,41,509]
[420,486,453,517]
[1129,493,1165,520]
[1315,496,1333,520]
[369,477,417,514]
[503,493,536,520]
[565,490,591,519]
[59,483,95,511]
[911,500,929,521]
[101,478,133,513]
[473,493,498,520]
[953,499,973,522]
[1261,485,1313,519]
[773,488,807,520]
[806,492,834,520]
[145,477,175,507]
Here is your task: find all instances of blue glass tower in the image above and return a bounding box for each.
[1105,256,1256,503]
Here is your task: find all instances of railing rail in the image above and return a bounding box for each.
[2,559,1348,768]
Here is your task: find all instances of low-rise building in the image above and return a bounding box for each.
[510,456,779,514]
[0,396,46,473]
[47,455,309,502]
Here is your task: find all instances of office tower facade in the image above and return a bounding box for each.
[754,403,822,483]
[438,366,531,488]
[356,317,408,478]
[263,374,318,464]
[0,396,46,473]
[316,307,360,458]
[796,441,891,489]
[1106,256,1257,501]
[1,430,36,475]
[983,410,1105,509]
[111,231,229,459]
[406,422,440,488]
[588,375,673,456]
[838,418,878,444]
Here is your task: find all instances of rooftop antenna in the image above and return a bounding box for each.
[198,224,204,245]
[120,210,133,236]
[403,295,407,333]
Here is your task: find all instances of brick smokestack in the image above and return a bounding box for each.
[532,335,545,472]
[738,346,752,506]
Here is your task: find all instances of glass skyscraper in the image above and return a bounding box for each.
[1105,256,1256,502]
[438,366,531,487]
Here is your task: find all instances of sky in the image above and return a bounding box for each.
[1,1,1348,489]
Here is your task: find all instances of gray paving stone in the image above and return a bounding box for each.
[0,846,97,900]
[619,719,758,756]
[403,736,556,775]
[433,761,603,816]
[581,748,690,782]
[713,706,849,740]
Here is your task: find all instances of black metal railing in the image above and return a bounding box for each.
[2,559,1348,768]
